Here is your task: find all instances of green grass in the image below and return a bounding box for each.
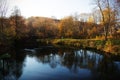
[37,38,120,55]
[54,39,120,55]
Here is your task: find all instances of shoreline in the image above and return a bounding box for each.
[37,39,120,55]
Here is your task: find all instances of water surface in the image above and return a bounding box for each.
[0,47,120,80]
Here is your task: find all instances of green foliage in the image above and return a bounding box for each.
[95,40,104,46]
[50,39,120,55]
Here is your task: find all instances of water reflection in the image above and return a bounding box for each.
[0,47,120,80]
[0,50,26,80]
[22,47,120,80]
[34,49,103,71]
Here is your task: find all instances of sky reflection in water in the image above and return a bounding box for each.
[0,48,120,80]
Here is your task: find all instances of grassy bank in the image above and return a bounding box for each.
[37,39,120,55]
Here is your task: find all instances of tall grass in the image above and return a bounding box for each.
[51,39,120,55]
[37,38,120,55]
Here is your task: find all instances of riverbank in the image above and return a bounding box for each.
[0,38,120,55]
[37,39,120,55]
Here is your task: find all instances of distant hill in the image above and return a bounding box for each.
[26,16,60,24]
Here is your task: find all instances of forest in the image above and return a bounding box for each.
[0,0,120,79]
[0,0,120,54]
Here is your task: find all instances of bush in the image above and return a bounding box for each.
[41,39,120,55]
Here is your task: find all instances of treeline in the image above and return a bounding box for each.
[0,0,120,45]
[27,16,104,39]
[0,15,120,40]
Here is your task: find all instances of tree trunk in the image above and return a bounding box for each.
[104,24,109,41]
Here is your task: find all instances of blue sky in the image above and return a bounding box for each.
[10,0,94,19]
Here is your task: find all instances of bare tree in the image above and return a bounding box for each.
[10,6,27,40]
[0,0,8,41]
[94,0,119,40]
[11,6,21,39]
[91,10,101,24]
[115,0,120,21]
[117,0,120,5]
[95,0,110,41]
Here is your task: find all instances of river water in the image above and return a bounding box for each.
[0,46,120,80]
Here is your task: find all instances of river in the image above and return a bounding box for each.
[0,46,120,80]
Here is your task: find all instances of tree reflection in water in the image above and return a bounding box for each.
[0,50,26,80]
[33,48,120,79]
[0,47,120,80]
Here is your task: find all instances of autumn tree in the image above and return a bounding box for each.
[3,18,15,39]
[26,17,36,37]
[10,7,27,39]
[0,0,8,41]
[36,18,58,38]
[27,17,59,38]
[59,16,79,38]
[94,0,119,40]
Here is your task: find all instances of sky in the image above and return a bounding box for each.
[9,0,94,19]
